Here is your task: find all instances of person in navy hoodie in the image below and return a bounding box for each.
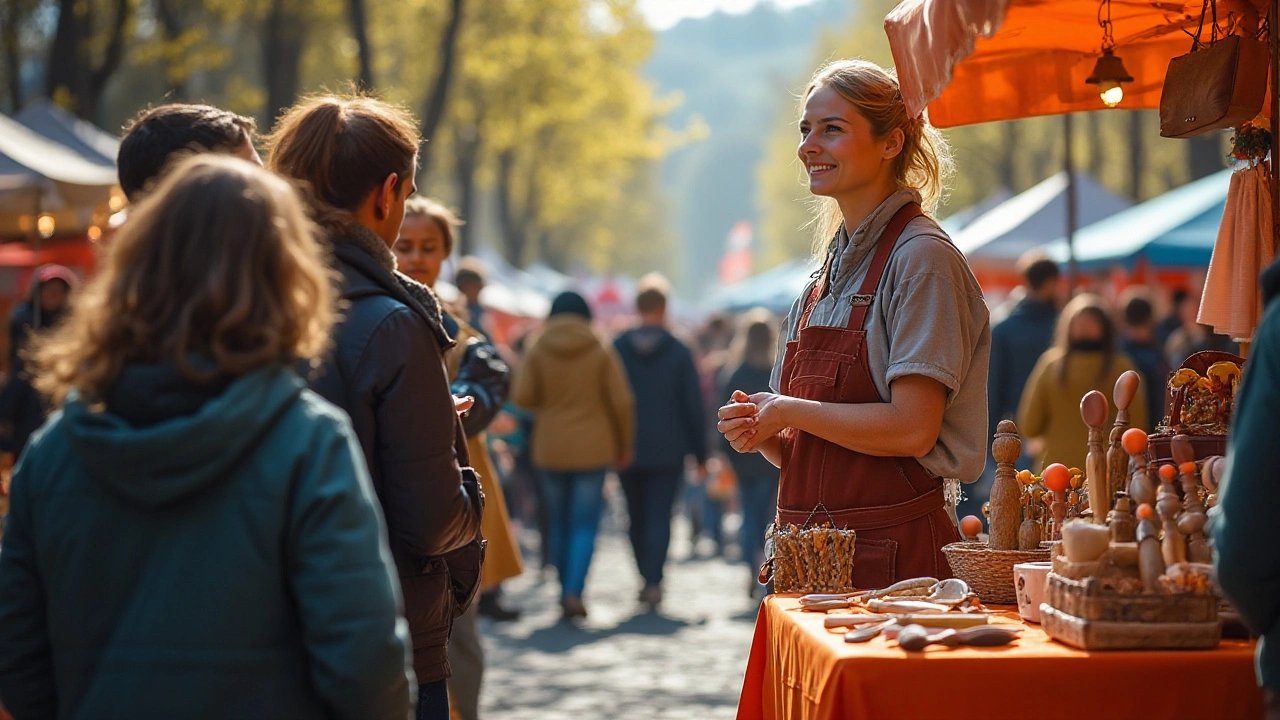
[613,274,707,611]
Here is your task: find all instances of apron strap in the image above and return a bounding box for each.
[846,202,923,331]
[797,247,836,331]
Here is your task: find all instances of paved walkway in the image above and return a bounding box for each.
[477,478,760,719]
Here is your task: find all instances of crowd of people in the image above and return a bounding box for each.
[960,250,1238,519]
[0,54,1263,720]
[0,96,780,720]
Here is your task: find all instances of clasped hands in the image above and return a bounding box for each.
[717,389,790,454]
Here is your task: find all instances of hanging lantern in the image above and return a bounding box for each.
[1085,0,1133,108]
[1086,48,1134,108]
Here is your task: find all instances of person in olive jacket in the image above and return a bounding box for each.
[269,95,483,720]
[0,156,414,719]
[513,291,635,620]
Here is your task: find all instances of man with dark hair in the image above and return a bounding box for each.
[613,273,706,611]
[1156,288,1191,350]
[117,104,261,201]
[958,251,1059,519]
[1118,287,1171,426]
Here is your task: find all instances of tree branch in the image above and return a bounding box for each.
[418,0,465,176]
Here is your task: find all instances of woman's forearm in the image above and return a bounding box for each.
[755,435,782,467]
[782,395,939,458]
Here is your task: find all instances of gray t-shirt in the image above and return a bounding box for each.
[770,189,992,481]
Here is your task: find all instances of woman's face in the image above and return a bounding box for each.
[797,85,900,202]
[395,215,449,287]
[1069,312,1105,343]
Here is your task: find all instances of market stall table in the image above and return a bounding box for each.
[738,596,1262,720]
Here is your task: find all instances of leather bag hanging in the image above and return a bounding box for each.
[1158,0,1269,139]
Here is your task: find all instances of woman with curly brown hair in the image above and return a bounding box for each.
[0,155,414,720]
[269,94,483,720]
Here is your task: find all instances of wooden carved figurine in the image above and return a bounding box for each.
[1108,372,1139,508]
[1122,428,1156,506]
[1201,456,1224,508]
[1172,436,1211,563]
[1108,491,1136,544]
[1157,464,1187,566]
[1080,391,1110,523]
[988,420,1023,551]
[1043,463,1072,542]
[1136,503,1165,593]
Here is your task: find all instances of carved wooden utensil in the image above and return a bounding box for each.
[1080,391,1110,524]
[988,420,1023,550]
[1108,371,1141,508]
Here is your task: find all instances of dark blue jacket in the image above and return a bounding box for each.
[614,326,707,469]
[1214,260,1280,689]
[0,365,414,719]
[988,297,1057,437]
[1120,337,1171,426]
[307,227,482,683]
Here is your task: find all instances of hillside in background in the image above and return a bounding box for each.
[646,0,851,299]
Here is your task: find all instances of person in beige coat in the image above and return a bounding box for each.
[512,291,634,620]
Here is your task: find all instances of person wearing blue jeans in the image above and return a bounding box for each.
[541,470,608,609]
[613,276,708,610]
[511,291,635,620]
[718,310,782,597]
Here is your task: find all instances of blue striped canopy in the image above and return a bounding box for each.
[1043,168,1234,271]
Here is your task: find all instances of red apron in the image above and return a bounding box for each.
[775,202,960,589]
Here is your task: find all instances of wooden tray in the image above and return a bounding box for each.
[1041,604,1221,650]
[1045,573,1218,623]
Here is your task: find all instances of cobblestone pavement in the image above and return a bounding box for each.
[477,478,761,719]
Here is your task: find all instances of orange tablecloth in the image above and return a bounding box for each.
[738,596,1263,720]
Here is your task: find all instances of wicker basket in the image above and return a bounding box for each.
[942,541,1052,604]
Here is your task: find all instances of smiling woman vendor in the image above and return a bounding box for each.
[718,59,991,588]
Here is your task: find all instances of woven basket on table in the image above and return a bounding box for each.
[942,541,1051,605]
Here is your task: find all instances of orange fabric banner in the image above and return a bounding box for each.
[738,596,1262,720]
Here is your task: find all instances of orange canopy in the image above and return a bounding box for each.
[885,0,1271,128]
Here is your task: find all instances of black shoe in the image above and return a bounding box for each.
[477,592,521,622]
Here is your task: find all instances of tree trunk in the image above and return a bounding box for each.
[1,1,23,112]
[263,0,306,127]
[153,0,188,99]
[997,121,1016,192]
[1187,133,1225,180]
[495,147,527,264]
[346,0,374,90]
[453,122,482,257]
[1128,110,1144,200]
[84,0,130,123]
[45,0,86,111]
[45,0,131,122]
[418,0,465,177]
[1086,112,1105,179]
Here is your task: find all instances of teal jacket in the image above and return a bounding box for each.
[1214,260,1280,689]
[0,364,414,719]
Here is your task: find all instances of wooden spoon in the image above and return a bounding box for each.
[1113,370,1140,422]
[1080,390,1109,429]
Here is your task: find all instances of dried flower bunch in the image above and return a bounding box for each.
[1228,120,1271,165]
[771,523,858,593]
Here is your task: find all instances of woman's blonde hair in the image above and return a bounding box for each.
[404,195,463,256]
[32,155,337,405]
[267,93,420,229]
[803,59,954,249]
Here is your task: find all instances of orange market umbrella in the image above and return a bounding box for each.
[885,0,1271,128]
[885,0,1279,346]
